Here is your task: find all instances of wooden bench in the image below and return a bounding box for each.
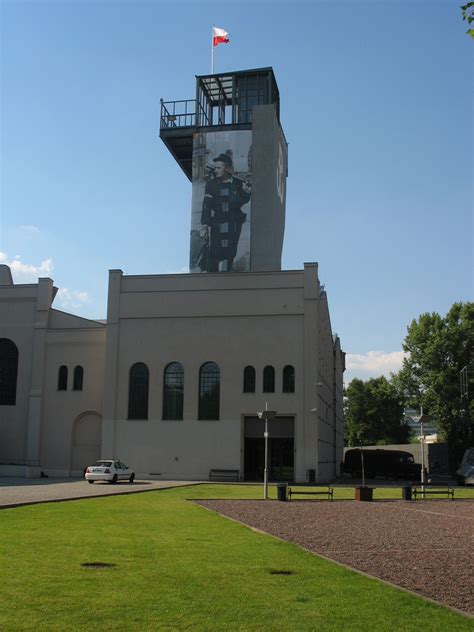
[412,487,454,500]
[288,487,333,501]
[209,469,240,482]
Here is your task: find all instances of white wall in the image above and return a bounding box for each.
[41,325,106,475]
[0,281,46,464]
[101,264,344,482]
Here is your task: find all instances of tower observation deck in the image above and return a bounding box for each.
[160,68,281,180]
[160,67,288,274]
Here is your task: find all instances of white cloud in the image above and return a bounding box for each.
[18,224,40,234]
[0,252,53,282]
[56,288,90,310]
[345,350,407,379]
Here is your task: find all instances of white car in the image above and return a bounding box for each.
[85,460,135,484]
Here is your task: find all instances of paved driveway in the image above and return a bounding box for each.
[0,477,200,509]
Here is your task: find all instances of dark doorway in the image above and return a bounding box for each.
[243,416,294,481]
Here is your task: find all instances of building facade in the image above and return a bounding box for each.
[0,67,345,482]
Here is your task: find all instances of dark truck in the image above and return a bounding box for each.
[343,448,421,480]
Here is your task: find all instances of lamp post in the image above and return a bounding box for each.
[418,407,428,493]
[359,436,366,487]
[403,406,430,493]
[258,403,276,499]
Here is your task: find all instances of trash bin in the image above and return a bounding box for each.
[402,486,412,501]
[277,483,288,501]
[355,486,373,501]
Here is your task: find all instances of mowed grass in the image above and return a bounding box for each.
[292,485,474,501]
[0,484,472,631]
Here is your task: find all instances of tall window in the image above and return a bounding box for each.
[199,362,220,420]
[0,338,19,405]
[243,366,256,393]
[263,366,275,393]
[73,365,84,391]
[283,365,295,393]
[163,362,184,420]
[128,362,149,420]
[58,365,68,391]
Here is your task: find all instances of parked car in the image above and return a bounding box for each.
[343,449,421,480]
[85,460,135,484]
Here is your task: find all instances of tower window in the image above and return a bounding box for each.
[0,338,19,405]
[58,365,68,391]
[128,363,149,420]
[243,366,255,393]
[283,365,295,393]
[73,366,84,391]
[263,366,275,393]
[163,362,184,420]
[199,362,220,420]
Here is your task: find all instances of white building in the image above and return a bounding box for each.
[0,67,345,482]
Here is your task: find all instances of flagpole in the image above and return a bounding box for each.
[211,26,214,74]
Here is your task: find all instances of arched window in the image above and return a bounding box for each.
[199,362,220,420]
[163,362,184,420]
[283,365,295,393]
[243,366,256,393]
[73,365,84,391]
[58,365,68,391]
[128,362,149,420]
[263,365,275,393]
[0,338,19,405]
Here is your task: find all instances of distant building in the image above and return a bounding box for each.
[0,68,345,482]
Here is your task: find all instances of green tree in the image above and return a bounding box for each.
[461,2,474,39]
[344,376,410,446]
[394,302,474,469]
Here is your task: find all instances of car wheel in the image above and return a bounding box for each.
[129,473,135,484]
[88,480,94,485]
[111,474,118,484]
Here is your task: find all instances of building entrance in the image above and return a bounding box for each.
[243,416,294,481]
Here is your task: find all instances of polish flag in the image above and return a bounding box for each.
[213,27,229,47]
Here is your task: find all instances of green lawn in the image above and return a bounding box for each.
[292,484,474,501]
[1,484,472,631]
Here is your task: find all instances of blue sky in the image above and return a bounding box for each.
[1,0,472,382]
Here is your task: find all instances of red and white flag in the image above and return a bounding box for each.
[212,27,229,47]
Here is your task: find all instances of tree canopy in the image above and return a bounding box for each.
[393,302,474,467]
[344,376,410,446]
[461,3,474,39]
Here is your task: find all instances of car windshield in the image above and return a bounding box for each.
[94,461,112,467]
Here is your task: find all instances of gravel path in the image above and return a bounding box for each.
[196,499,474,615]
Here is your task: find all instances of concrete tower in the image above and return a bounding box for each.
[160,68,288,273]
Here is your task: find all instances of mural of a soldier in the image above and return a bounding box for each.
[200,153,251,272]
